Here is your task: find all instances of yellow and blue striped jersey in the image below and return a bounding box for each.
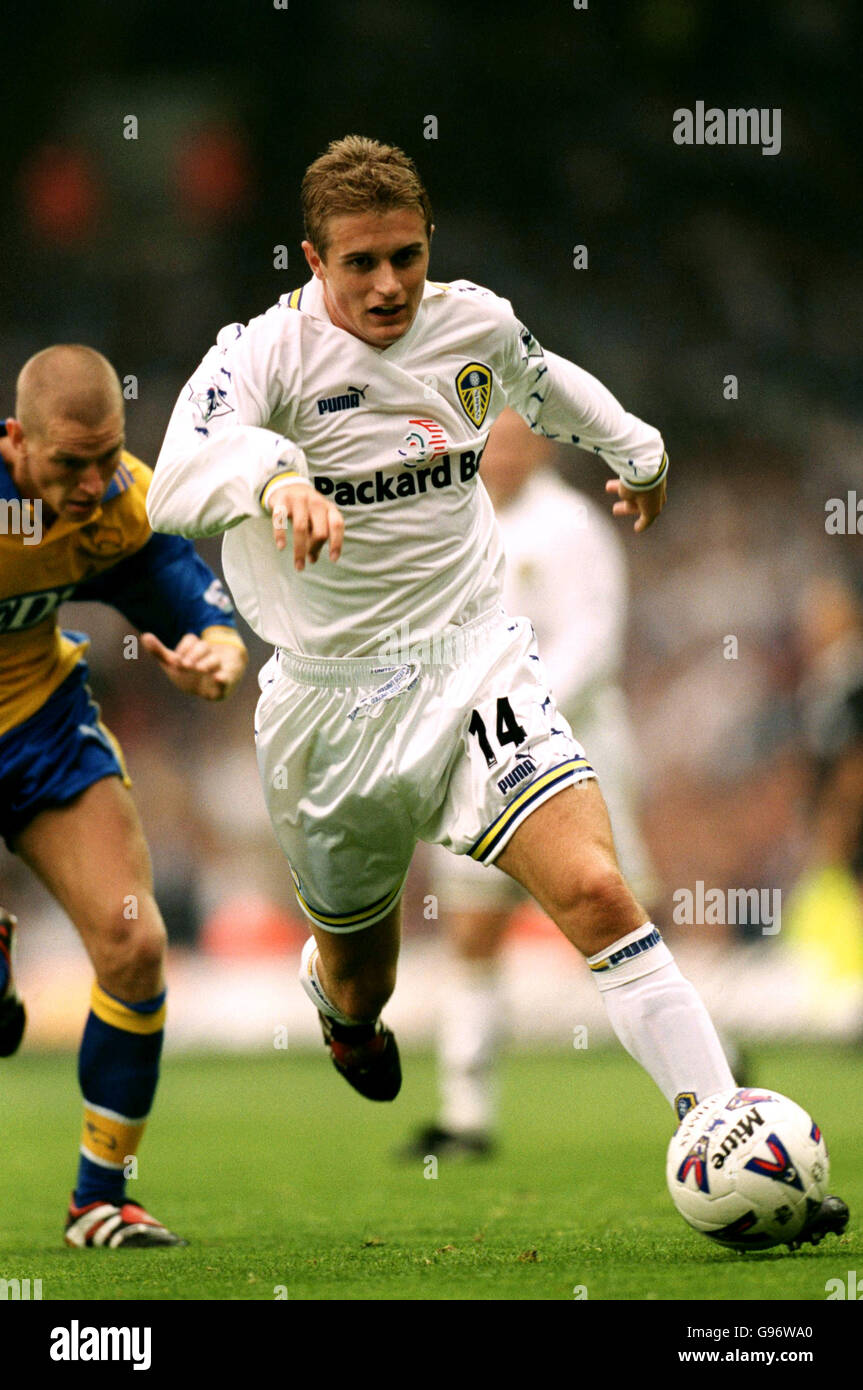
[0,434,239,737]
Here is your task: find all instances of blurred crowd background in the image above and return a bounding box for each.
[2,0,861,1044]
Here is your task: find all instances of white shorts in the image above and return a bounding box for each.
[254,610,595,933]
[428,682,659,914]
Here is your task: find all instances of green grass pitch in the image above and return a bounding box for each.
[1,1044,859,1301]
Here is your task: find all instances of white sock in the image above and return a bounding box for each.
[299,936,370,1026]
[438,957,502,1135]
[588,923,736,1116]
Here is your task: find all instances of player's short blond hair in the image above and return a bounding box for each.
[302,136,433,258]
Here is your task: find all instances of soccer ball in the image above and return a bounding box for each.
[666,1087,829,1251]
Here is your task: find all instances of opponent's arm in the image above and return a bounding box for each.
[76,532,248,701]
[139,628,247,701]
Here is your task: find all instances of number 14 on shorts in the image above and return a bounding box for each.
[468,697,527,768]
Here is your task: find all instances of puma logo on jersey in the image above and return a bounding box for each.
[317,386,368,415]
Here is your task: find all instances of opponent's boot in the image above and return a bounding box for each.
[0,910,26,1057]
[65,1196,189,1249]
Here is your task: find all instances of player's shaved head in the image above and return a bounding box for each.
[3,344,126,523]
[15,344,123,439]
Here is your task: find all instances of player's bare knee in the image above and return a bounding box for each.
[548,861,642,954]
[545,857,619,916]
[91,907,166,992]
[130,921,168,978]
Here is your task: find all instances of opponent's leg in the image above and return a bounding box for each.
[299,905,403,1101]
[13,776,185,1246]
[495,781,735,1120]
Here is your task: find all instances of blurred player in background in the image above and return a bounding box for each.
[0,345,247,1247]
[785,576,863,1020]
[403,409,659,1157]
[148,135,847,1247]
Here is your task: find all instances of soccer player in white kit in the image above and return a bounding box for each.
[148,135,737,1129]
[405,408,661,1156]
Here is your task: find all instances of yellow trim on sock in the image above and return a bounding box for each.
[80,1105,147,1168]
[90,983,166,1035]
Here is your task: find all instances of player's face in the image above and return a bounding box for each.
[302,209,431,347]
[13,414,125,523]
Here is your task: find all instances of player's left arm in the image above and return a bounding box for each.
[75,532,248,701]
[498,319,668,533]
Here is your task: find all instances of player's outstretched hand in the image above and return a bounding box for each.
[267,481,344,572]
[606,476,667,533]
[141,631,248,701]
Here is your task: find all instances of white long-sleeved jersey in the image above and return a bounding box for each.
[148,276,666,659]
